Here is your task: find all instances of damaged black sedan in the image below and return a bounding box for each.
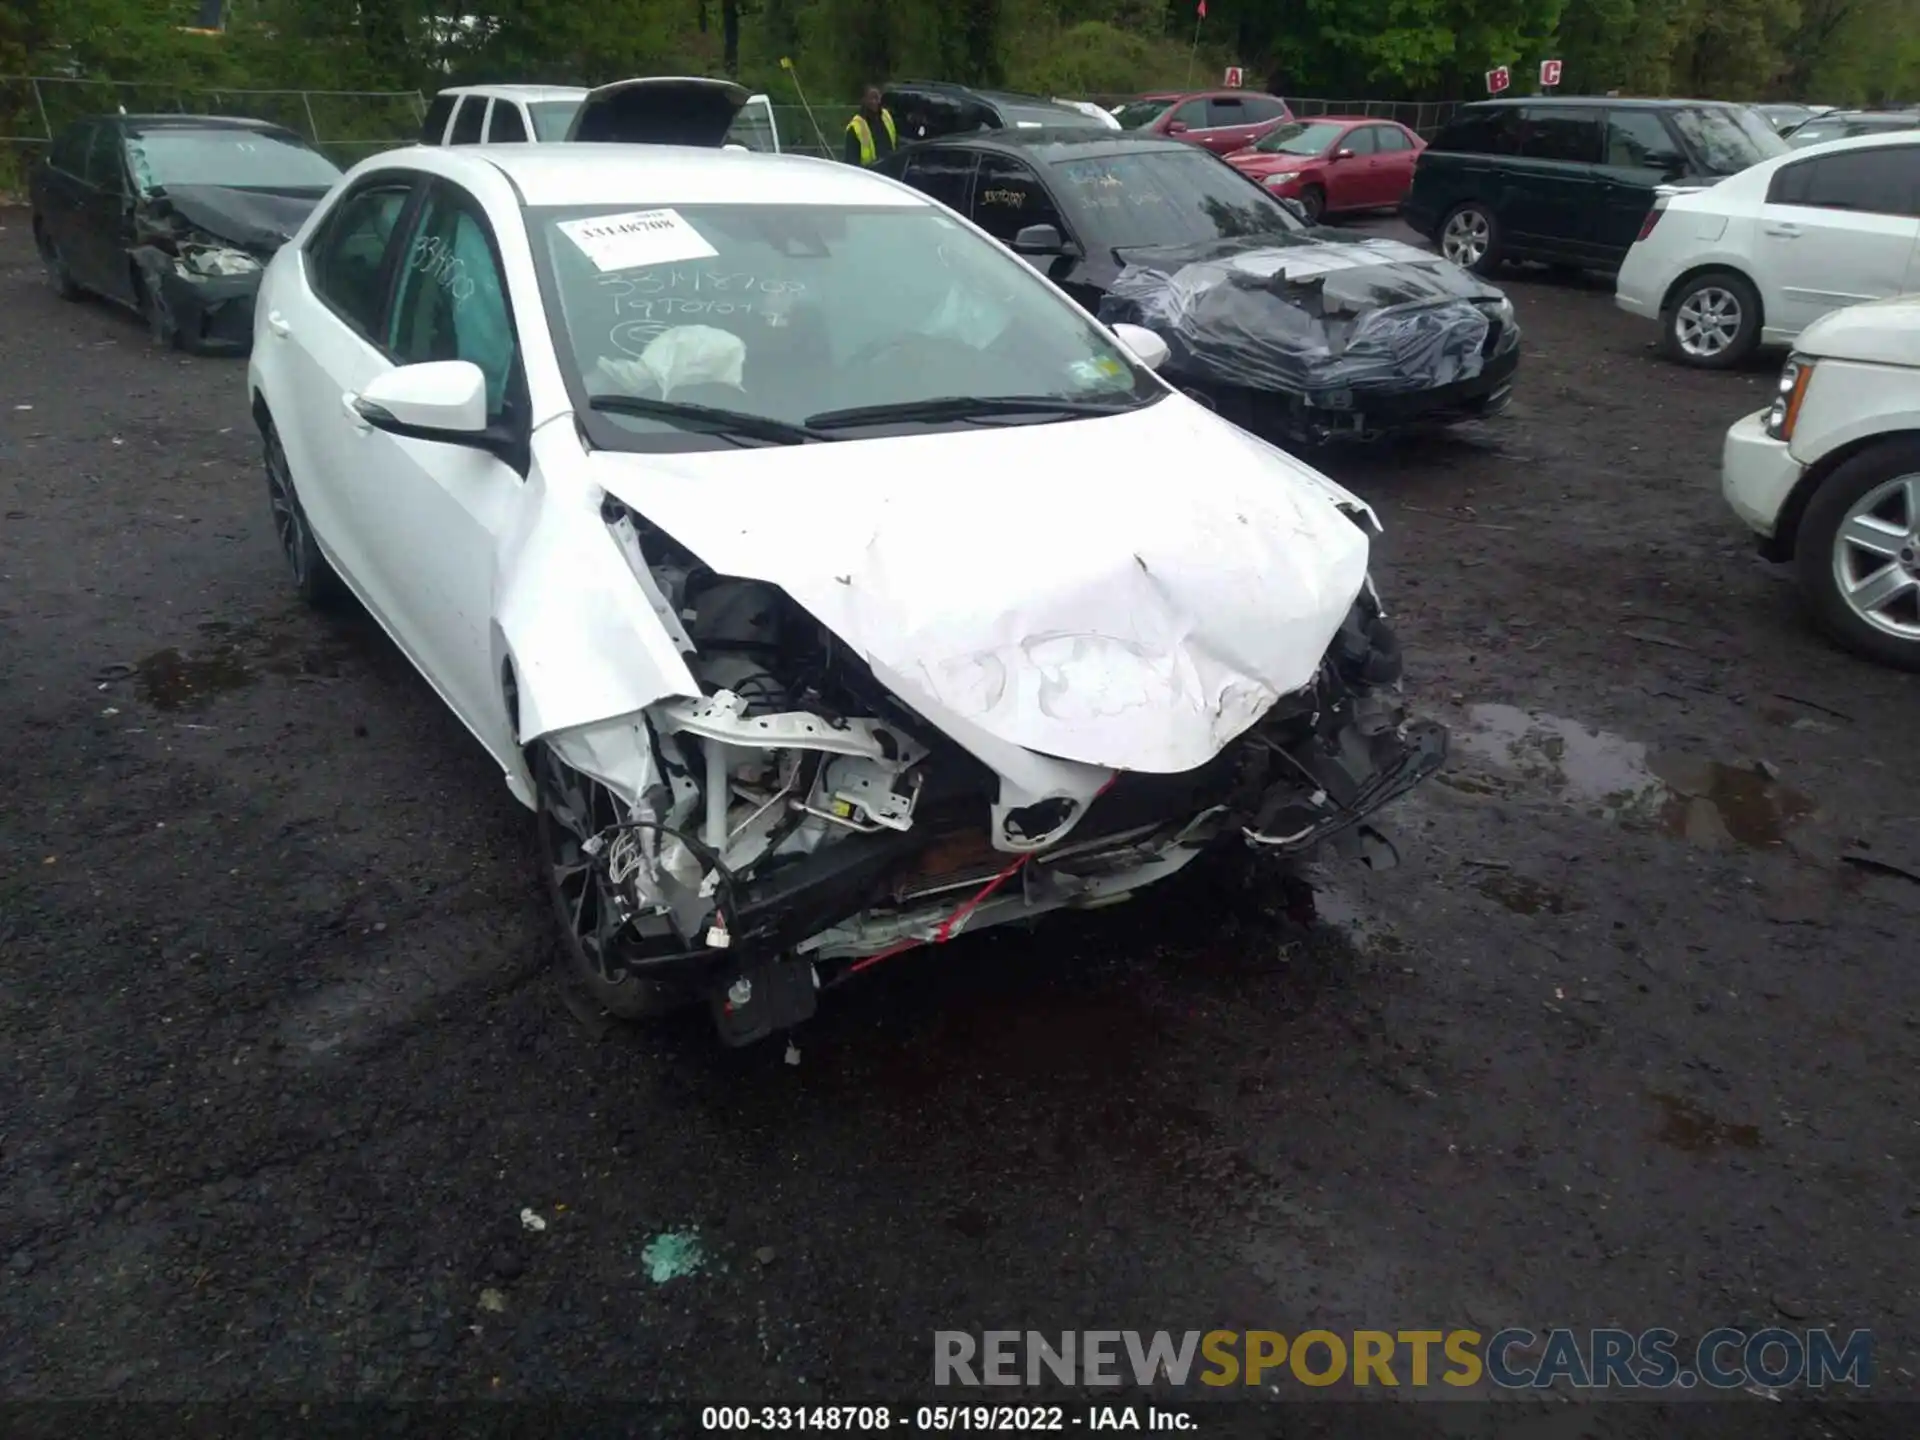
[875,130,1520,445]
[30,114,343,354]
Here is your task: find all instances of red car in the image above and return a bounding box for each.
[1111,89,1293,155]
[1224,116,1425,224]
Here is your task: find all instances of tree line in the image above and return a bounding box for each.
[3,0,1914,118]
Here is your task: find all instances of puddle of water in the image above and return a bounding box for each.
[1453,704,1816,850]
[1648,1091,1762,1152]
[1475,872,1583,915]
[135,617,351,711]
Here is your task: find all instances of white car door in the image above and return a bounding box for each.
[339,178,529,756]
[1756,144,1920,335]
[269,173,420,622]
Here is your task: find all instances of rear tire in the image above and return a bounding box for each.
[1795,437,1920,672]
[530,740,694,1021]
[1661,270,1760,369]
[1438,203,1501,275]
[260,416,347,608]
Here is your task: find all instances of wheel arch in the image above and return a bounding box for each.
[1660,263,1762,326]
[1770,427,1920,561]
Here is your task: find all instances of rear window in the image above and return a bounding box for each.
[1767,146,1920,217]
[1431,106,1521,156]
[1668,105,1787,175]
[1113,100,1173,130]
[725,98,780,152]
[1049,147,1301,248]
[998,101,1105,130]
[420,94,456,144]
[528,100,580,141]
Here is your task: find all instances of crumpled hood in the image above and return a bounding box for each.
[147,185,327,254]
[1100,233,1507,397]
[586,396,1373,774]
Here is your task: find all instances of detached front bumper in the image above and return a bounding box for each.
[1722,407,1802,556]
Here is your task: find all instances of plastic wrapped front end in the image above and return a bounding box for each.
[1097,234,1522,444]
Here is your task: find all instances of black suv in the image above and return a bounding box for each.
[1403,96,1787,275]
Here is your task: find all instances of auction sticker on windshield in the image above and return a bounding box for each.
[558,208,719,273]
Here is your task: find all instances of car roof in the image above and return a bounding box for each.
[1462,95,1740,109]
[1296,114,1402,125]
[106,113,290,133]
[910,128,1192,160]
[421,143,928,208]
[438,84,587,102]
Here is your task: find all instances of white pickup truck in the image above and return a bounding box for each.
[420,79,783,153]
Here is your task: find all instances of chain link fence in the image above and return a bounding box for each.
[1,77,1459,192]
[0,75,424,186]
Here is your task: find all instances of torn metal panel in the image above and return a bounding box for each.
[1098,235,1507,398]
[583,397,1372,776]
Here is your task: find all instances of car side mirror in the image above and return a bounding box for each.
[1166,120,1188,135]
[1334,147,1356,161]
[354,361,511,457]
[1110,322,1170,371]
[1012,222,1075,256]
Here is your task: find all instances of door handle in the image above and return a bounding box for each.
[1763,224,1801,239]
[266,310,291,338]
[341,392,372,431]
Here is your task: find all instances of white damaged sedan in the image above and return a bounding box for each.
[247,137,1447,1045]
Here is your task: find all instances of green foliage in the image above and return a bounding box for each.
[5,0,1917,129]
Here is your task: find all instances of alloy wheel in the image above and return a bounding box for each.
[263,428,310,587]
[1441,209,1490,267]
[1831,472,1920,640]
[1674,287,1742,359]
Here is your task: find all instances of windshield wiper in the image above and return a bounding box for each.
[588,394,836,445]
[805,394,1143,431]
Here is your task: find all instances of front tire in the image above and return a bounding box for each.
[36,221,82,300]
[1298,185,1326,224]
[260,417,346,608]
[1439,203,1501,275]
[531,741,693,1021]
[1795,438,1920,672]
[1662,271,1760,369]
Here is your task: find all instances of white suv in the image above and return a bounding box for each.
[420,81,784,152]
[1722,294,1920,670]
[1617,130,1920,369]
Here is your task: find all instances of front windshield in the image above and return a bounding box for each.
[124,128,342,192]
[1669,105,1788,174]
[1254,121,1345,156]
[532,202,1158,450]
[528,100,581,141]
[1050,148,1303,249]
[1113,100,1173,130]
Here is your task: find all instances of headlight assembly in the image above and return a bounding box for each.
[1764,356,1814,441]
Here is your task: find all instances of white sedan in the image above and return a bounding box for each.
[1616,130,1920,368]
[246,136,1446,1046]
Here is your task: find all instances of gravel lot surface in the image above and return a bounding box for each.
[2,202,1915,1432]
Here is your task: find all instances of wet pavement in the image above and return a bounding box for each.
[4,205,1920,1426]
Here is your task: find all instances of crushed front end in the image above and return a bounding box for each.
[1097,234,1521,445]
[539,498,1445,1047]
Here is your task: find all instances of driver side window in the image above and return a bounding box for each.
[970,154,1065,245]
[388,186,519,420]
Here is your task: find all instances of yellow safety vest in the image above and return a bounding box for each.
[847,108,898,165]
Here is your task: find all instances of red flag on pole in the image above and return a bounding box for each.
[1197,0,1206,15]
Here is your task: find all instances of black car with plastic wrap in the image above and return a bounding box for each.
[874,129,1520,445]
[29,114,343,354]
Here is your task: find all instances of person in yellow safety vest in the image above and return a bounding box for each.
[843,85,899,166]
